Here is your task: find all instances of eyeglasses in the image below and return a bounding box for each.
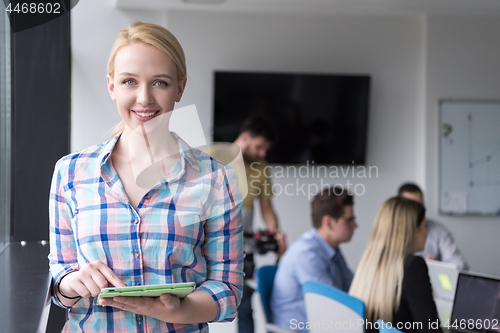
[341,215,357,226]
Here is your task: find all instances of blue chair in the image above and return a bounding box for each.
[377,319,403,332]
[255,265,293,333]
[302,280,366,332]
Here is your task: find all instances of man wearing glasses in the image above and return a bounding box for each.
[270,186,358,332]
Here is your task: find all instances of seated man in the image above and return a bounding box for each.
[270,186,357,331]
[398,182,469,270]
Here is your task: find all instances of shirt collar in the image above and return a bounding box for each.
[173,132,200,172]
[99,133,120,167]
[99,131,200,173]
[310,228,337,261]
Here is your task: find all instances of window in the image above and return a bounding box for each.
[0,10,11,254]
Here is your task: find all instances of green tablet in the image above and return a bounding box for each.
[97,282,196,305]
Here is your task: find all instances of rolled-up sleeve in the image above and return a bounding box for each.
[48,160,80,308]
[198,165,244,322]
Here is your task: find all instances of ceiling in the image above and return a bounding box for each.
[114,0,500,16]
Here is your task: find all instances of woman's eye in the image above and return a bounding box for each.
[122,79,135,86]
[154,81,168,87]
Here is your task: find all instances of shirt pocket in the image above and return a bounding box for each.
[72,205,109,263]
[71,191,130,266]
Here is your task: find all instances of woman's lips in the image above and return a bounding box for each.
[132,109,160,122]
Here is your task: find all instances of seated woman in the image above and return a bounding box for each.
[349,196,442,333]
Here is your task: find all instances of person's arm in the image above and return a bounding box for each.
[100,288,219,323]
[260,197,278,231]
[436,225,469,270]
[260,198,287,256]
[48,160,80,308]
[257,161,278,232]
[196,165,245,322]
[259,174,287,257]
[49,160,128,308]
[403,256,443,332]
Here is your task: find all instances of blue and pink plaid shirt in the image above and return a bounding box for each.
[49,133,244,332]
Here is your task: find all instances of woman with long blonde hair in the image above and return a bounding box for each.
[48,21,243,332]
[349,196,442,333]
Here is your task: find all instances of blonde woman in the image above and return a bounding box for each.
[349,197,442,333]
[48,22,244,332]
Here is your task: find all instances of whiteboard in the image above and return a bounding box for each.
[439,100,500,215]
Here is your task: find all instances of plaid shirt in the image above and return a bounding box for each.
[48,133,244,333]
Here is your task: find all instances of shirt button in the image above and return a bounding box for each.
[134,219,139,225]
[136,315,143,323]
[134,251,140,258]
[145,194,151,200]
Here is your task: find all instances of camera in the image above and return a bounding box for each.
[253,230,278,255]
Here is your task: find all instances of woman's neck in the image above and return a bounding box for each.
[117,123,180,164]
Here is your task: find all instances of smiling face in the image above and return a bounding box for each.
[106,42,186,135]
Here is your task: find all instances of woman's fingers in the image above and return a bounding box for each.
[73,270,101,297]
[84,276,102,297]
[96,263,127,288]
[62,260,126,298]
[159,293,181,310]
[72,279,95,298]
[91,270,110,290]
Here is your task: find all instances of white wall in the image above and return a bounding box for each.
[167,13,425,333]
[71,1,500,332]
[167,9,427,270]
[73,1,427,267]
[425,16,500,276]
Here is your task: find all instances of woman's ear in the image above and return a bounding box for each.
[176,77,187,103]
[107,75,116,101]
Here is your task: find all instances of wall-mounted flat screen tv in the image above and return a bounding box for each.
[213,71,370,165]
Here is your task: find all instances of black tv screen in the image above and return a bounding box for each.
[213,71,370,165]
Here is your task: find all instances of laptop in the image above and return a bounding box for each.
[448,271,500,333]
[427,259,460,301]
[426,260,460,324]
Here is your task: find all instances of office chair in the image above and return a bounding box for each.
[255,265,294,333]
[302,280,366,332]
[377,319,403,332]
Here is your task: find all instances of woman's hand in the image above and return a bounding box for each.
[99,290,218,324]
[58,260,126,303]
[99,293,182,322]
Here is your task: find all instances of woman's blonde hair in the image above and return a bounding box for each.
[349,196,426,323]
[108,21,187,137]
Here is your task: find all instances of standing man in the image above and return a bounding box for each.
[233,114,287,333]
[270,186,357,332]
[398,183,469,270]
